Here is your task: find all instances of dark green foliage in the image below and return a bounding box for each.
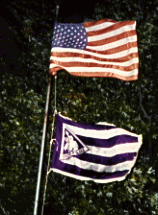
[0,0,158,214]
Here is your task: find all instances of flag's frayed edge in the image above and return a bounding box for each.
[50,168,127,183]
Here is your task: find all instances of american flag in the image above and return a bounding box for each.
[51,113,142,183]
[49,19,139,81]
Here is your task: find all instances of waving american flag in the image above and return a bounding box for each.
[49,19,139,81]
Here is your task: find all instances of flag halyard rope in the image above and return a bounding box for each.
[41,75,58,215]
[41,138,55,215]
[54,74,57,113]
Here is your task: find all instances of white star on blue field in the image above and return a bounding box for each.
[52,23,87,50]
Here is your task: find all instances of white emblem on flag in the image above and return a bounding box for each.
[60,124,89,160]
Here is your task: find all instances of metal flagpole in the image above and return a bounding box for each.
[33,5,59,215]
[33,75,52,215]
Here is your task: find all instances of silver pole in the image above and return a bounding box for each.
[33,75,52,215]
[33,5,59,215]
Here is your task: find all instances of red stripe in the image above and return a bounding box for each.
[49,66,63,75]
[50,60,138,71]
[56,71,138,81]
[87,30,136,47]
[83,19,118,28]
[86,21,136,37]
[85,41,138,55]
[51,52,138,63]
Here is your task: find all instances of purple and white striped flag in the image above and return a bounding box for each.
[51,113,142,183]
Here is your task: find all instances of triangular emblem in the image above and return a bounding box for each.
[60,125,89,160]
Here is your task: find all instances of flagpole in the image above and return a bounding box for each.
[33,5,59,215]
[33,75,52,215]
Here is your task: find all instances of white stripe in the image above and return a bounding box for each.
[51,47,138,59]
[49,64,138,77]
[88,24,136,42]
[97,122,116,126]
[85,21,116,32]
[87,142,142,157]
[63,123,140,139]
[51,168,127,183]
[87,36,137,51]
[60,157,136,173]
[50,56,138,66]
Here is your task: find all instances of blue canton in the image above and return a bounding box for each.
[52,23,87,50]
